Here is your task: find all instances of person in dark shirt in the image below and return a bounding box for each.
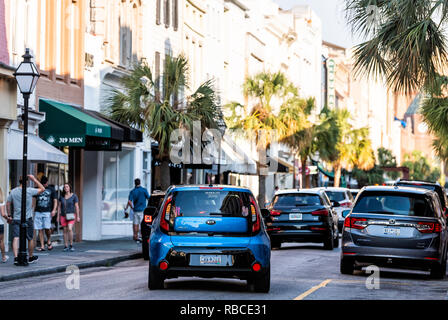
[33,176,57,251]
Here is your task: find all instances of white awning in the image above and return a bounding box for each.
[8,129,68,164]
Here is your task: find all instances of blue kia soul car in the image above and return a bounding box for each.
[148,185,271,292]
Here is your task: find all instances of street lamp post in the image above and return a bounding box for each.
[13,48,40,266]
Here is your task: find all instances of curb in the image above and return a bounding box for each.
[0,252,142,282]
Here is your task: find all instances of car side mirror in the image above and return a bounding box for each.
[342,209,351,218]
[144,206,157,216]
[261,209,271,219]
[331,201,341,207]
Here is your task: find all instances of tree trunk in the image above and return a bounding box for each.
[334,162,342,187]
[160,160,171,190]
[301,157,309,188]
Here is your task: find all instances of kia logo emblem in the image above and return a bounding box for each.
[206,220,216,225]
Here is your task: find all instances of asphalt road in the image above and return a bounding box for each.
[1,241,447,300]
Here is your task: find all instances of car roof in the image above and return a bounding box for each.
[168,185,253,192]
[275,188,324,196]
[360,185,436,195]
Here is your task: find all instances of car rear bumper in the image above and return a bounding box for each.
[268,229,331,243]
[158,247,268,280]
[342,242,442,271]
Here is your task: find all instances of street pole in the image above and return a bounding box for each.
[13,48,40,266]
[17,93,29,266]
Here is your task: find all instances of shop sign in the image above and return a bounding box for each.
[327,58,336,108]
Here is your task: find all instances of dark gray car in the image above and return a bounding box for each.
[340,186,448,279]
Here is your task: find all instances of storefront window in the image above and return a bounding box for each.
[102,148,135,221]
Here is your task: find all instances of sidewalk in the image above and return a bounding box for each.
[0,237,142,282]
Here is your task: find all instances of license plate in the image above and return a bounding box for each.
[384,227,400,236]
[289,213,303,221]
[190,254,233,267]
[200,255,221,265]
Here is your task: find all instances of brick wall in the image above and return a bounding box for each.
[0,0,9,65]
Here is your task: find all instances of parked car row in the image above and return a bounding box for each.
[140,180,448,293]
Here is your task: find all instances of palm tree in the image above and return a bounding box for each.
[327,108,375,187]
[345,0,448,94]
[106,55,220,189]
[345,1,448,183]
[225,71,304,207]
[280,101,339,188]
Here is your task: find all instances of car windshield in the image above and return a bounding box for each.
[325,191,346,202]
[353,192,433,217]
[272,194,322,208]
[171,190,255,218]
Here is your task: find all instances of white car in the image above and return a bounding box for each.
[314,187,354,232]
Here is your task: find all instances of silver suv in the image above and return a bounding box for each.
[341,186,448,279]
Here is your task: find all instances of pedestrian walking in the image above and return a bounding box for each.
[58,183,80,252]
[33,176,57,251]
[6,175,45,265]
[0,187,12,263]
[125,178,150,243]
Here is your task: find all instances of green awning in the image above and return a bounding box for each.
[39,99,114,149]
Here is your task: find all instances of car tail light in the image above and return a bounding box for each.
[102,202,110,211]
[344,217,367,229]
[341,202,352,208]
[159,261,168,271]
[160,196,172,232]
[417,222,441,233]
[252,262,261,272]
[144,215,153,223]
[266,227,281,231]
[270,210,282,216]
[250,198,261,233]
[311,227,327,231]
[311,209,329,216]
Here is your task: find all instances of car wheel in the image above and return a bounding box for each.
[142,239,149,261]
[323,229,334,250]
[252,267,270,293]
[148,265,165,290]
[270,239,281,249]
[333,230,339,248]
[430,259,447,280]
[340,257,354,275]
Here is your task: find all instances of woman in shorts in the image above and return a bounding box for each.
[58,183,80,252]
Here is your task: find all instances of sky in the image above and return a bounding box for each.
[273,0,363,48]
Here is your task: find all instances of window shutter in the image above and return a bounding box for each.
[172,0,178,31]
[156,0,161,25]
[164,0,170,28]
[155,51,160,94]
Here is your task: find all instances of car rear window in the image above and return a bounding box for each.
[353,192,434,217]
[272,194,322,208]
[325,191,346,202]
[171,190,254,218]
